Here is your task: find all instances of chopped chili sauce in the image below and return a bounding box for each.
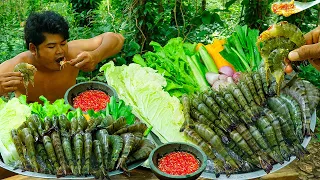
[73,90,110,112]
[271,0,297,17]
[158,151,200,176]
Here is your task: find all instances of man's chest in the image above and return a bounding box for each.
[23,67,78,102]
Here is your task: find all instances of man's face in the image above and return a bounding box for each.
[34,33,68,71]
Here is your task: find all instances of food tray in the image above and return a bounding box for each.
[0,156,145,179]
[200,110,316,180]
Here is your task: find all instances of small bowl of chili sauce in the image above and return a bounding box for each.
[149,142,207,180]
[64,81,118,112]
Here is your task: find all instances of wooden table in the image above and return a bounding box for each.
[0,165,299,180]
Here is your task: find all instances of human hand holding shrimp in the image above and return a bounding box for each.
[287,26,320,72]
[0,72,23,95]
[69,51,98,72]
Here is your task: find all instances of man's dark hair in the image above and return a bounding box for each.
[24,11,69,50]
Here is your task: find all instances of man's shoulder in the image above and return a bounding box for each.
[0,51,32,71]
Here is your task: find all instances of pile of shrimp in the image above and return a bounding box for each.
[11,114,155,179]
[180,67,319,178]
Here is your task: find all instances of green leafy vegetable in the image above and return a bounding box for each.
[198,46,219,73]
[0,98,31,165]
[133,37,209,97]
[220,25,262,72]
[100,61,189,143]
[29,95,71,120]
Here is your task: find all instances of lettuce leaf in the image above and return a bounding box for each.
[100,61,189,143]
[0,97,31,165]
[29,96,71,120]
[133,37,209,97]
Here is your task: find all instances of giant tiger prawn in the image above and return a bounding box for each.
[180,21,320,178]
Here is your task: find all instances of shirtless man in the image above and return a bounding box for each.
[0,11,124,103]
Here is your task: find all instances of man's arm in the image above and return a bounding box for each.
[68,32,125,71]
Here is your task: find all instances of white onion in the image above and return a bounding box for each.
[205,72,220,86]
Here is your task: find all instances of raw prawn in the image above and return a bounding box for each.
[19,128,39,172]
[109,135,124,170]
[262,108,291,161]
[43,135,60,174]
[255,117,284,164]
[257,22,305,95]
[228,83,255,119]
[251,72,266,104]
[190,107,215,129]
[235,124,273,173]
[180,94,195,132]
[126,138,155,164]
[184,127,229,177]
[114,122,147,135]
[117,133,135,174]
[199,92,239,125]
[51,131,68,176]
[97,115,115,129]
[86,116,103,133]
[267,97,296,133]
[83,132,93,176]
[276,114,309,159]
[61,135,77,175]
[29,114,45,137]
[237,81,260,116]
[240,73,262,105]
[36,143,54,174]
[194,122,241,171]
[302,80,320,112]
[219,90,252,124]
[93,140,110,179]
[106,116,127,134]
[96,129,109,171]
[283,80,311,136]
[11,129,28,170]
[73,133,84,175]
[13,62,37,95]
[279,94,303,142]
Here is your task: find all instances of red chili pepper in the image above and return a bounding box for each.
[158,151,200,176]
[73,90,110,112]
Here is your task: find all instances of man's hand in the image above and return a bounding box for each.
[287,26,320,71]
[69,51,97,72]
[0,72,23,95]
